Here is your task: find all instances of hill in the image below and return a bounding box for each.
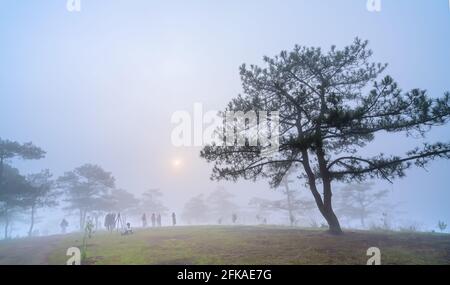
[0,226,449,265]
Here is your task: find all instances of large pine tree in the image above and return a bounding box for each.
[201,38,450,234]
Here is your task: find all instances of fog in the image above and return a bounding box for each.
[1,0,449,239]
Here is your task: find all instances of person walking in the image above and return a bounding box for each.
[142,213,147,228]
[171,212,176,226]
[151,213,156,227]
[157,213,162,227]
[60,218,68,234]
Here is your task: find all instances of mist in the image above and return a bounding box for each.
[0,0,449,267]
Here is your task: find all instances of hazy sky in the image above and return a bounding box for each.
[1,0,449,230]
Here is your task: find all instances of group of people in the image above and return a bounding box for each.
[141,212,177,228]
[104,213,119,232]
[59,211,178,235]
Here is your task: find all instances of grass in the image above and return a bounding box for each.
[1,225,449,265]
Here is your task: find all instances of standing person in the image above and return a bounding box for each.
[171,212,176,226]
[104,213,109,231]
[151,213,156,227]
[142,213,147,228]
[86,217,94,238]
[232,213,238,224]
[60,218,68,234]
[157,213,162,227]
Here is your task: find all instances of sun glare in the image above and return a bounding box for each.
[172,159,182,168]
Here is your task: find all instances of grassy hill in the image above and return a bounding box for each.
[0,226,449,265]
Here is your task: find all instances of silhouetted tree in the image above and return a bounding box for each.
[207,187,238,222]
[58,164,115,229]
[140,189,168,215]
[182,194,209,224]
[111,188,139,213]
[200,38,450,234]
[335,183,390,228]
[438,221,447,232]
[25,169,59,237]
[0,165,30,239]
[0,138,45,190]
[249,191,315,226]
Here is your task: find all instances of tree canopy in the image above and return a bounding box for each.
[201,38,450,234]
[58,164,116,229]
[0,138,45,189]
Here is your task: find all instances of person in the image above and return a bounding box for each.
[157,213,162,227]
[104,213,112,232]
[151,213,156,227]
[60,218,68,234]
[85,217,94,238]
[218,217,222,225]
[104,213,110,230]
[171,212,176,226]
[232,213,238,224]
[121,222,133,235]
[142,213,147,228]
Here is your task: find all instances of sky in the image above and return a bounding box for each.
[0,0,449,232]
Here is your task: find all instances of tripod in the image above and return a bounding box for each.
[114,212,126,232]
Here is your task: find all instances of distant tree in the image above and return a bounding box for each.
[207,187,238,222]
[58,164,115,229]
[111,188,139,213]
[249,191,316,226]
[200,38,450,234]
[438,221,447,232]
[335,183,390,228]
[279,167,316,226]
[282,175,296,226]
[182,194,209,224]
[140,189,168,215]
[87,188,139,229]
[248,197,272,223]
[0,165,30,239]
[25,169,59,237]
[0,138,45,189]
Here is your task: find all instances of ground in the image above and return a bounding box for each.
[0,226,449,265]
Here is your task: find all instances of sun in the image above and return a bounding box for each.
[172,159,182,168]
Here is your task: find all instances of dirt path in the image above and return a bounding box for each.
[0,235,65,265]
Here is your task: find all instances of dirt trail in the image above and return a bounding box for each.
[0,235,65,265]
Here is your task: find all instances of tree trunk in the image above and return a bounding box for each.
[322,208,342,235]
[82,211,87,229]
[0,156,4,188]
[284,179,295,227]
[321,173,342,234]
[316,147,342,235]
[28,205,36,237]
[4,209,9,239]
[95,215,99,230]
[79,209,84,230]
